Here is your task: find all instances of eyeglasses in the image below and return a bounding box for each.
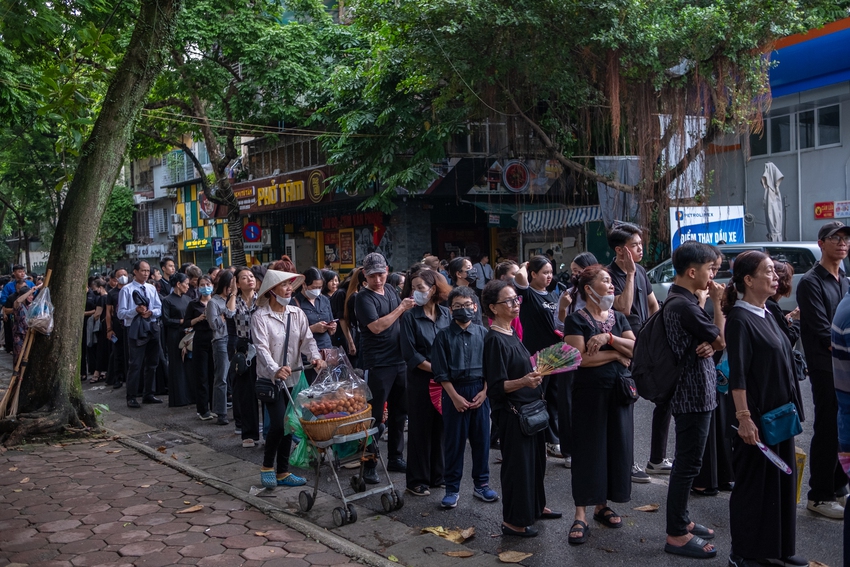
[451,301,475,310]
[826,235,850,244]
[495,296,523,308]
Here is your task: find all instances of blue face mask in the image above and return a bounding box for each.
[200,286,213,296]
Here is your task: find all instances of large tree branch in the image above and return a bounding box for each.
[650,122,719,196]
[144,97,194,114]
[502,87,638,194]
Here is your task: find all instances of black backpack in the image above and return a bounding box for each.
[631,296,697,404]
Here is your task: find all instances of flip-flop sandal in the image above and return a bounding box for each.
[689,523,715,540]
[592,506,622,529]
[568,520,589,545]
[664,535,717,559]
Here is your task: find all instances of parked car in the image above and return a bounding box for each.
[646,242,850,313]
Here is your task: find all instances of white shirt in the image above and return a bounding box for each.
[734,299,767,318]
[117,280,162,327]
[251,304,320,387]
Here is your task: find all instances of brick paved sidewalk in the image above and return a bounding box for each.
[0,440,365,567]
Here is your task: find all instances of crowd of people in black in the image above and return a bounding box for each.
[3,220,850,565]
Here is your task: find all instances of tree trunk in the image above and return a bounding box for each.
[23,231,31,273]
[3,0,183,446]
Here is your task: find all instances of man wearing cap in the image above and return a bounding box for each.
[355,252,416,483]
[797,221,850,518]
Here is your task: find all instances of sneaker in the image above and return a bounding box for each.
[277,473,307,487]
[216,417,230,426]
[198,411,215,421]
[546,443,563,458]
[242,439,255,448]
[762,556,808,567]
[260,469,277,488]
[728,554,762,567]
[646,458,674,474]
[563,455,572,469]
[234,428,242,435]
[473,486,499,502]
[387,458,407,473]
[441,492,459,509]
[363,467,380,485]
[226,401,233,409]
[806,499,844,519]
[406,485,430,497]
[631,462,650,484]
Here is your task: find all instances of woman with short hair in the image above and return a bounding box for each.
[162,273,193,407]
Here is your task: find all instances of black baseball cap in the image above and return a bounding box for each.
[817,221,850,241]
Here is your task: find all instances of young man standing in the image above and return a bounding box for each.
[606,223,661,483]
[355,252,416,483]
[798,221,850,519]
[473,254,493,296]
[662,241,726,559]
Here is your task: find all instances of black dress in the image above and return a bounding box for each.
[726,303,798,560]
[484,329,546,528]
[94,294,110,373]
[162,292,193,407]
[186,299,214,415]
[564,308,633,506]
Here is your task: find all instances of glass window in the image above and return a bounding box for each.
[750,131,768,156]
[765,247,816,274]
[818,105,840,146]
[798,110,815,149]
[770,115,792,153]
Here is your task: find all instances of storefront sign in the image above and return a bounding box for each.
[836,200,850,219]
[184,238,210,250]
[243,242,263,252]
[231,167,331,214]
[322,211,383,230]
[324,231,339,263]
[669,206,745,250]
[816,201,836,219]
[502,161,530,193]
[198,192,225,219]
[338,228,354,266]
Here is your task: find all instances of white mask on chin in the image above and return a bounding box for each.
[588,286,615,311]
[274,294,291,307]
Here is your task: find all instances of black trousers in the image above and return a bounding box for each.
[666,411,712,536]
[808,368,849,501]
[366,363,408,464]
[192,341,214,415]
[571,386,632,506]
[263,388,293,473]
[405,368,444,489]
[125,324,161,401]
[556,371,574,457]
[650,401,673,463]
[730,434,797,559]
[695,394,735,489]
[234,364,259,441]
[495,407,546,527]
[107,325,126,385]
[543,375,560,445]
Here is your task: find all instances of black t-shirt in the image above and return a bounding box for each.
[564,308,632,390]
[97,294,108,323]
[107,287,122,329]
[186,299,213,344]
[483,329,540,411]
[608,261,652,336]
[295,291,334,350]
[355,286,402,368]
[515,284,559,356]
[726,305,798,422]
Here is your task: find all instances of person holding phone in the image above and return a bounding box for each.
[293,267,336,382]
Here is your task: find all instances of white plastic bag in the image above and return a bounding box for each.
[26,286,54,335]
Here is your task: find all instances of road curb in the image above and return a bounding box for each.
[110,428,403,567]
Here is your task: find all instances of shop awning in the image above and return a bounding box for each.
[517,206,601,233]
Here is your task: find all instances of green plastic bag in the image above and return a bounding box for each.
[284,372,316,469]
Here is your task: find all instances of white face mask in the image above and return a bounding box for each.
[588,286,615,311]
[117,275,128,285]
[304,288,321,299]
[274,294,291,307]
[413,290,431,306]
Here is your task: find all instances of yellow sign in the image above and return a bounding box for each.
[308,170,325,203]
[184,238,210,250]
[281,180,304,202]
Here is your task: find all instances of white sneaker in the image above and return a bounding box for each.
[806,499,844,519]
[546,443,563,458]
[563,455,572,469]
[646,458,674,475]
[242,439,255,448]
[837,494,848,508]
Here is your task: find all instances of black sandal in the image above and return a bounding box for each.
[592,506,622,529]
[568,520,589,544]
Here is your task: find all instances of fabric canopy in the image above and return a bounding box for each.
[517,206,602,233]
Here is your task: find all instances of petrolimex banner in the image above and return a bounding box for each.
[669,206,745,251]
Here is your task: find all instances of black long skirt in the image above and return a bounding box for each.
[495,408,546,527]
[165,329,194,407]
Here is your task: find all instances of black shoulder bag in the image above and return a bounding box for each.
[510,397,549,436]
[255,312,291,403]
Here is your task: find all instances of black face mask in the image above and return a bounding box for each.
[452,307,474,323]
[463,271,477,283]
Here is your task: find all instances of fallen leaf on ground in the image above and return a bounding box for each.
[255,531,269,536]
[13,489,21,493]
[171,454,178,460]
[19,477,29,484]
[176,505,204,514]
[183,501,191,504]
[140,484,150,488]
[93,443,108,448]
[420,526,474,543]
[633,504,660,512]
[809,562,829,567]
[156,446,167,453]
[499,551,532,563]
[106,449,121,454]
[8,466,17,471]
[444,551,474,558]
[420,512,429,517]
[387,556,398,562]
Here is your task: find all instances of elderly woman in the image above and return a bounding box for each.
[482,279,560,537]
[564,264,635,545]
[724,251,805,567]
[252,270,325,488]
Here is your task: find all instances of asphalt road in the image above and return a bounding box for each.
[83,373,845,567]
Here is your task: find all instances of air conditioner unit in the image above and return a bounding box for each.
[261,230,271,246]
[171,214,183,224]
[170,224,183,237]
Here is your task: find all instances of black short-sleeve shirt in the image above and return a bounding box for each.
[107,287,121,329]
[564,309,632,390]
[355,286,402,368]
[664,284,721,415]
[515,284,560,356]
[608,261,653,336]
